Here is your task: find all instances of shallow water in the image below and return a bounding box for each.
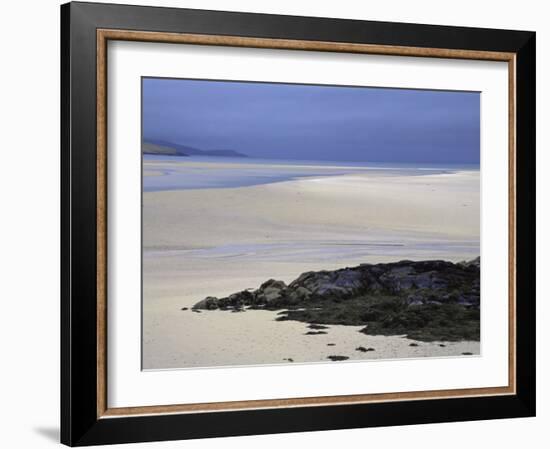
[142,155,478,191]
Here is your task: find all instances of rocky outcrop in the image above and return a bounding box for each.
[193,258,480,311]
[191,258,480,342]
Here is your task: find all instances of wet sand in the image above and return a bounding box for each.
[142,166,480,369]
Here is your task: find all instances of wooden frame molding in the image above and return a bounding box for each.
[96,28,517,419]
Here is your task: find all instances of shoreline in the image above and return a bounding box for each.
[144,154,480,171]
[144,306,480,370]
[143,166,480,369]
[143,155,479,192]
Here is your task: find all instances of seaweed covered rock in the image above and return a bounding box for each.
[191,258,480,342]
[288,268,365,298]
[255,279,288,305]
[193,258,480,311]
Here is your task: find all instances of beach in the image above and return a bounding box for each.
[142,158,480,369]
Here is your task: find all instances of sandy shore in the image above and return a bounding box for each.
[143,165,480,369]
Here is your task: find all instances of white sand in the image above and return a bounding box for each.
[143,166,480,369]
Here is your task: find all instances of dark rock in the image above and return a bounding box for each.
[406,294,424,306]
[356,346,375,352]
[409,343,419,347]
[283,358,294,362]
[287,286,312,303]
[327,343,336,346]
[192,258,480,342]
[439,344,446,347]
[221,290,254,308]
[194,258,480,311]
[255,279,287,305]
[459,256,480,269]
[462,352,474,355]
[327,355,349,361]
[304,331,327,335]
[193,296,219,310]
[289,269,364,299]
[180,307,188,311]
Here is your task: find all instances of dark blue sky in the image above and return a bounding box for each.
[142,78,480,164]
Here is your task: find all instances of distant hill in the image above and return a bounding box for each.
[205,149,249,157]
[143,139,247,158]
[142,142,187,156]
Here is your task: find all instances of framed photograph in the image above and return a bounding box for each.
[61,2,536,446]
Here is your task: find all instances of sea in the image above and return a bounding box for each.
[142,154,479,192]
